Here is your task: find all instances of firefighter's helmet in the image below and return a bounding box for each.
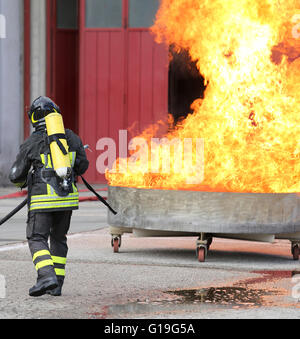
[28,96,61,128]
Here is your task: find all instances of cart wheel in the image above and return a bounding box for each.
[292,245,299,261]
[197,247,206,262]
[113,238,119,253]
[111,236,121,253]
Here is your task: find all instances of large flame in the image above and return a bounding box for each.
[106,0,300,193]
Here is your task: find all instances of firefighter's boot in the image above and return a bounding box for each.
[46,276,64,296]
[29,273,58,297]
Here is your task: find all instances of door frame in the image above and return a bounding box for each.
[24,0,31,139]
[46,0,57,101]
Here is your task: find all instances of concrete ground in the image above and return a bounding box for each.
[0,185,299,319]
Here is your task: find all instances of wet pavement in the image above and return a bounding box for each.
[88,264,300,319]
[0,185,300,319]
[0,231,300,319]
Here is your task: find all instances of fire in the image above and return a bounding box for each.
[106,0,300,193]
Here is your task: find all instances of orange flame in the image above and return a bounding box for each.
[106,0,300,193]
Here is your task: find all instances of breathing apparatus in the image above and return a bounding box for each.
[45,112,71,190]
[28,96,72,194]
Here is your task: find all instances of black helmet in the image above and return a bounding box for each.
[28,96,61,128]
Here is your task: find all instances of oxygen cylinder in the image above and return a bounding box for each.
[45,112,71,178]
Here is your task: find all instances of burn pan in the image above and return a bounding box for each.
[107,186,300,262]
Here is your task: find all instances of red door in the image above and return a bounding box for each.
[47,0,79,133]
[79,0,168,183]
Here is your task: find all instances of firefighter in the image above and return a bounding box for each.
[9,96,89,297]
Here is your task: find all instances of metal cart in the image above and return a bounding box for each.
[107,186,300,262]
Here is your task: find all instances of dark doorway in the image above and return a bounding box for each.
[168,47,206,125]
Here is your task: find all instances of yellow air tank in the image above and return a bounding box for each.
[45,112,71,178]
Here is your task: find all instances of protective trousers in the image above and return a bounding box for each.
[26,211,72,281]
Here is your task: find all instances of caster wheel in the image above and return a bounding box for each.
[292,245,299,261]
[113,238,119,253]
[197,247,206,262]
[112,236,121,253]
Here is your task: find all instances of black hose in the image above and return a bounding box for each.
[80,176,117,215]
[0,197,28,226]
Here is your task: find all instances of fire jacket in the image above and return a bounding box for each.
[9,129,89,212]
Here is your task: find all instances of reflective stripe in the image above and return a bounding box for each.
[30,201,79,211]
[52,256,67,265]
[32,250,51,262]
[30,198,78,205]
[31,193,79,202]
[54,268,65,276]
[30,200,78,210]
[35,259,54,271]
[40,153,52,169]
[69,151,76,167]
[31,192,79,201]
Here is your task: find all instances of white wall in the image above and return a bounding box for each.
[0,0,23,185]
[0,0,47,185]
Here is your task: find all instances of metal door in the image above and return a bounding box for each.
[79,0,168,183]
